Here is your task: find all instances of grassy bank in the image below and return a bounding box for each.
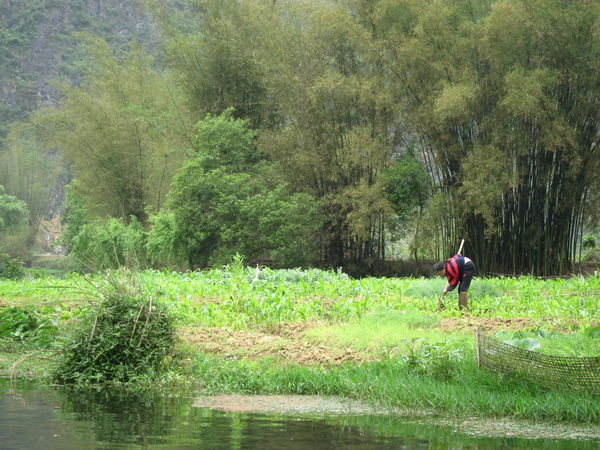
[4,343,597,424]
[1,266,599,423]
[178,352,600,423]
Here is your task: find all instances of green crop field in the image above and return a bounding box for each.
[1,264,599,422]
[2,262,598,326]
[1,262,598,354]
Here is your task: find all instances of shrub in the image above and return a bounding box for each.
[54,288,175,384]
[70,217,148,269]
[0,185,29,231]
[146,211,187,269]
[0,253,25,280]
[61,180,89,251]
[168,159,322,269]
[0,186,32,260]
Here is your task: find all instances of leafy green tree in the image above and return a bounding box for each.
[169,164,252,268]
[383,155,430,230]
[35,37,192,222]
[169,164,322,268]
[226,187,324,268]
[255,1,402,268]
[382,154,431,260]
[156,0,278,129]
[151,1,433,270]
[166,112,323,268]
[192,108,261,171]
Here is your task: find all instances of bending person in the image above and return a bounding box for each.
[433,254,475,311]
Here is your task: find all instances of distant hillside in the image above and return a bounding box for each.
[0,0,158,137]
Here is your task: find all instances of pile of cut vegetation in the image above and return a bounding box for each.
[54,275,176,384]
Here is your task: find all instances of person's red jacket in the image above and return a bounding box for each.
[445,254,468,291]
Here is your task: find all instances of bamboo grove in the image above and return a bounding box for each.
[377,0,600,274]
[1,0,598,275]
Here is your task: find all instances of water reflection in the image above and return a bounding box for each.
[57,384,183,447]
[0,378,598,449]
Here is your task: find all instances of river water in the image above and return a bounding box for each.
[1,379,598,449]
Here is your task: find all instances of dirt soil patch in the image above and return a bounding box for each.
[437,316,575,333]
[179,323,371,366]
[439,316,538,333]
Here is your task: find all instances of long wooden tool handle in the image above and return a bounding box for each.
[457,239,465,255]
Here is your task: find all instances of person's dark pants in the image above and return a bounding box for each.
[459,261,475,292]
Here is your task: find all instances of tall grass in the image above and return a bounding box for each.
[184,352,600,423]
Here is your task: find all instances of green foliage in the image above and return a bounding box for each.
[382,154,431,246]
[404,278,502,299]
[374,0,600,274]
[0,185,29,231]
[162,0,400,268]
[187,351,599,423]
[70,217,148,270]
[460,145,513,231]
[409,193,454,261]
[54,282,176,384]
[146,211,187,268]
[0,254,26,280]
[583,325,600,339]
[192,109,261,172]
[307,311,464,357]
[160,0,275,129]
[240,189,324,268]
[0,186,31,258]
[583,234,597,250]
[3,0,600,276]
[168,163,250,267]
[1,268,598,330]
[383,155,430,219]
[0,305,59,348]
[495,331,542,351]
[401,338,464,380]
[61,180,90,251]
[166,112,323,268]
[133,268,597,330]
[2,267,600,423]
[494,328,600,357]
[169,165,322,268]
